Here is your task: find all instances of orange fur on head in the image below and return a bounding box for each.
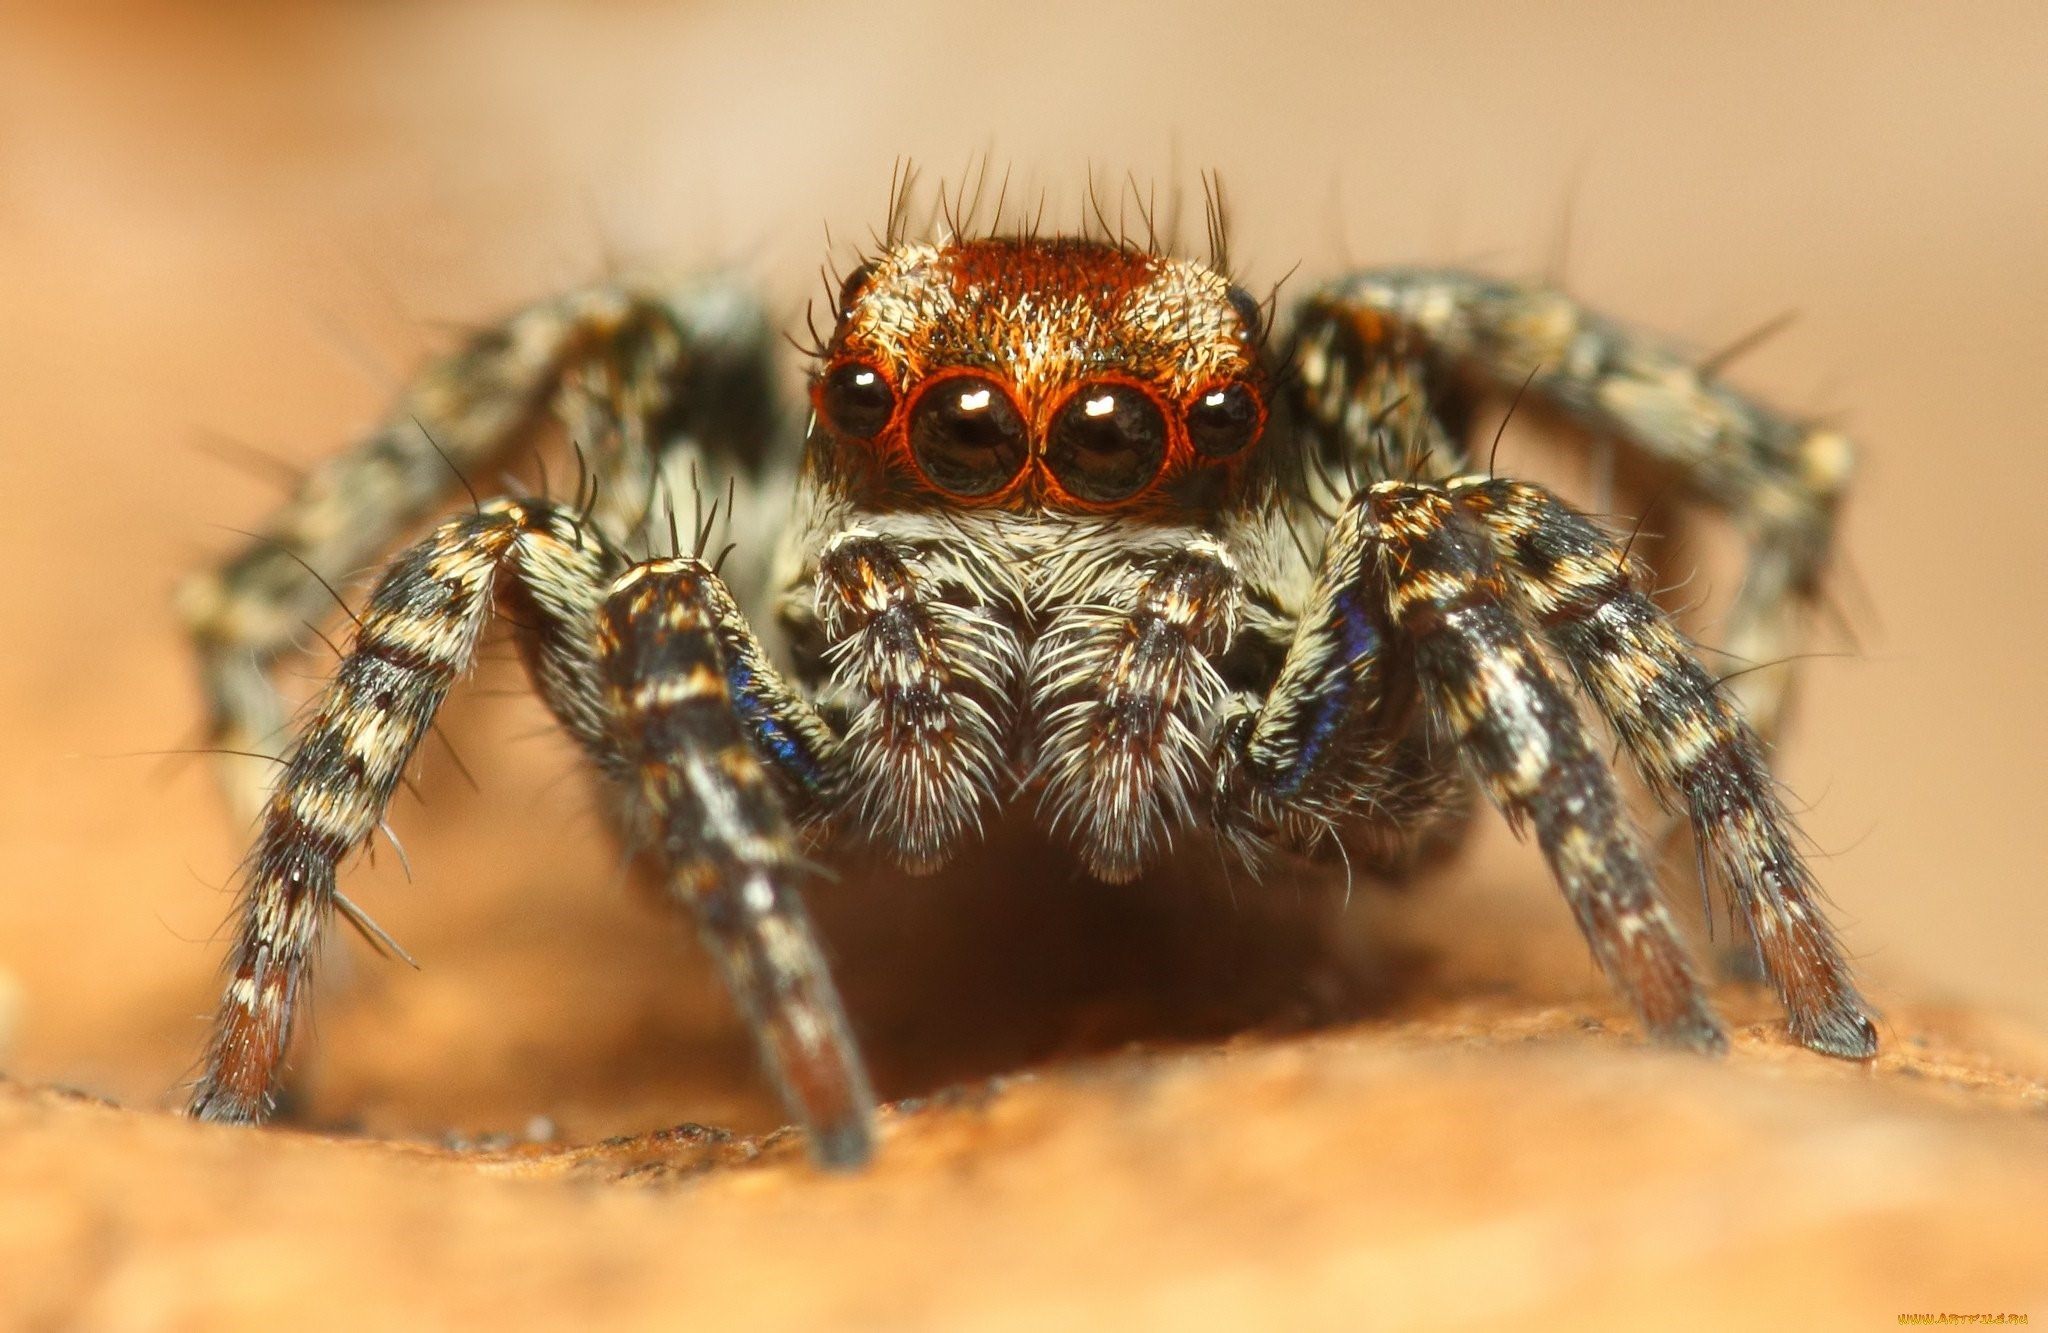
[812,238,1268,515]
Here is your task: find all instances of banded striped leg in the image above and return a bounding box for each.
[599,561,872,1168]
[1210,509,1449,868]
[1292,270,1853,738]
[188,501,622,1124]
[1229,482,1726,1050]
[178,279,776,824]
[1451,477,1876,1056]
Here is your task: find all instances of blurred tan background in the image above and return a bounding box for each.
[0,0,2044,1142]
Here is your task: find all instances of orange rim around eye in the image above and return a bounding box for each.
[1044,379,1172,504]
[1185,380,1265,458]
[905,372,1030,498]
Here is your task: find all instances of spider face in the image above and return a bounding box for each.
[811,238,1268,514]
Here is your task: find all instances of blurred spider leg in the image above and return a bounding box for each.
[1360,481,1727,1050]
[557,279,781,557]
[1293,271,1853,739]
[1031,539,1240,882]
[1286,297,1468,503]
[813,530,1018,873]
[1450,476,1876,1056]
[188,500,621,1124]
[597,559,872,1169]
[179,279,777,824]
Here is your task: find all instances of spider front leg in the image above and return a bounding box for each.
[1217,483,1727,1052]
[178,278,776,824]
[1449,476,1876,1055]
[1293,270,1853,740]
[189,497,875,1166]
[598,560,873,1168]
[188,499,626,1123]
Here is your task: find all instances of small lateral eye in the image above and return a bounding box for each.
[818,362,895,439]
[837,261,878,316]
[1046,382,1168,503]
[908,374,1029,498]
[1226,284,1264,343]
[1186,382,1262,458]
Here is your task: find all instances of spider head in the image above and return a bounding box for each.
[809,237,1270,515]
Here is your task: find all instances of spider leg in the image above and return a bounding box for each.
[598,560,872,1169]
[1221,481,1726,1050]
[1292,270,1851,739]
[1448,476,1876,1056]
[178,278,776,824]
[187,499,623,1124]
[1209,509,1452,868]
[501,520,838,813]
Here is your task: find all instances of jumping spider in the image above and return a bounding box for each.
[178,183,1876,1169]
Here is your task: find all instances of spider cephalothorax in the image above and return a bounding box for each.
[808,237,1270,516]
[179,202,1876,1171]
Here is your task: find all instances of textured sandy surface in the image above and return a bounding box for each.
[5,993,2046,1331]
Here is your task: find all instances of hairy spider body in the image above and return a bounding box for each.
[180,202,1875,1169]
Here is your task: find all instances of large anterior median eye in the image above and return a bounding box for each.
[1046,382,1168,503]
[908,375,1029,497]
[818,362,896,439]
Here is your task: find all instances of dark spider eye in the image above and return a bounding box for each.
[1226,284,1264,342]
[837,261,878,316]
[1046,382,1168,503]
[1186,382,1262,458]
[908,375,1028,497]
[818,362,895,439]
